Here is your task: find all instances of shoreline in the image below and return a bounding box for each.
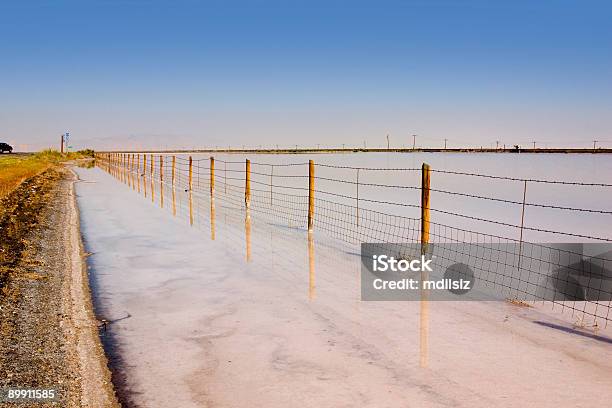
[67,166,119,407]
[0,165,118,407]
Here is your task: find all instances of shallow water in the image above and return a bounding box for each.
[75,158,612,408]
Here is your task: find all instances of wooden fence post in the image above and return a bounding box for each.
[420,162,431,369]
[308,160,315,232]
[127,154,131,187]
[188,156,193,191]
[130,154,135,189]
[421,163,431,252]
[245,159,251,208]
[210,156,215,197]
[150,154,155,202]
[143,154,147,177]
[160,155,164,182]
[172,156,176,188]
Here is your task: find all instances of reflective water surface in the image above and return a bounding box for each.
[75,160,612,408]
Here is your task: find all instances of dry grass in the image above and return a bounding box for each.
[0,155,51,199]
[0,149,92,200]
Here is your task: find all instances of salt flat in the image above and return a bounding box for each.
[74,160,612,408]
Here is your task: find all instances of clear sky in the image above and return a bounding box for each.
[1,0,611,151]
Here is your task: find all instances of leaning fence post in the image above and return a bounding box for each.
[143,154,147,177]
[150,154,154,178]
[308,160,315,232]
[210,156,215,197]
[420,162,431,369]
[245,159,251,208]
[188,156,193,191]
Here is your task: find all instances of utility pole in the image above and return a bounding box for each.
[412,134,417,150]
[387,134,390,150]
[593,140,598,150]
[444,139,448,149]
[533,141,536,149]
[495,141,499,150]
[60,134,64,153]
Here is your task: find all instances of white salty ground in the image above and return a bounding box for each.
[74,162,612,408]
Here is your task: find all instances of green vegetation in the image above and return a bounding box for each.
[0,149,94,199]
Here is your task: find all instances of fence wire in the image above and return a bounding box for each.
[95,153,612,327]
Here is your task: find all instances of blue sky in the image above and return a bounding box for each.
[1,0,611,150]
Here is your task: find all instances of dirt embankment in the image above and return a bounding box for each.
[0,166,118,407]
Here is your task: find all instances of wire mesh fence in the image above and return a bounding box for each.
[95,152,612,328]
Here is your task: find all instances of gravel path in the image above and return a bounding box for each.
[0,166,118,407]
